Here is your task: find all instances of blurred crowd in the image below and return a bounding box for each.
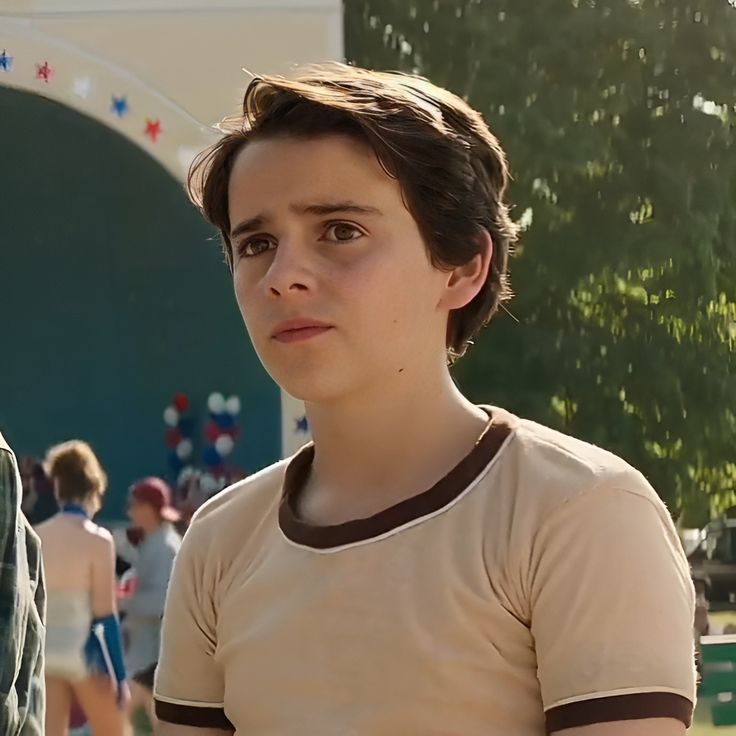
[15,439,245,735]
[18,453,244,532]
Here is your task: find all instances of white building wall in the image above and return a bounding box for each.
[0,0,338,454]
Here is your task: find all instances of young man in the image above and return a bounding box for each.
[154,64,696,736]
[122,477,181,729]
[0,431,46,735]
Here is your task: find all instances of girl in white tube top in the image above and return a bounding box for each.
[36,440,131,736]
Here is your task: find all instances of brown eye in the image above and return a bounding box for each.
[239,236,276,257]
[324,223,364,242]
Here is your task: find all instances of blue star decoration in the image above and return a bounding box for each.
[295,416,309,434]
[111,95,129,117]
[0,50,13,72]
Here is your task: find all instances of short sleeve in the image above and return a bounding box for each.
[154,523,233,731]
[529,477,697,733]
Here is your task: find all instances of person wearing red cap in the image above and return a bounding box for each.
[121,477,181,729]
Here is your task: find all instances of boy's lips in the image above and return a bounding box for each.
[271,319,334,343]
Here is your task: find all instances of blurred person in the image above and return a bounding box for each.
[29,459,59,526]
[0,431,45,735]
[36,440,129,736]
[174,467,202,527]
[121,478,181,728]
[19,456,59,527]
[693,574,721,639]
[693,573,724,680]
[155,64,696,736]
[111,525,144,580]
[18,455,39,518]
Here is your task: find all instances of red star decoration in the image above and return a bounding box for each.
[36,61,53,83]
[144,119,162,143]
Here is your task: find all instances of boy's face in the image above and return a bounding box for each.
[227,134,458,403]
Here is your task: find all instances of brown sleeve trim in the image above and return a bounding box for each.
[545,692,693,734]
[154,699,235,731]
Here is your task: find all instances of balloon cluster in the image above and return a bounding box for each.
[201,392,241,493]
[163,393,195,475]
[162,392,243,500]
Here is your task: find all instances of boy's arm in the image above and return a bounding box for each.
[555,719,685,735]
[530,476,696,734]
[156,725,233,736]
[154,521,234,732]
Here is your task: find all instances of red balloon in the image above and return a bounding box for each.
[165,427,182,449]
[173,393,189,413]
[205,420,220,443]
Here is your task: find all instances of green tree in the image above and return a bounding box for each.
[345,0,736,524]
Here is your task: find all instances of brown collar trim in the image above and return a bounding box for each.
[278,407,515,550]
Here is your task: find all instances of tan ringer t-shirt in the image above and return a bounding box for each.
[155,407,696,735]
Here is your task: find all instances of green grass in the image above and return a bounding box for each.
[693,695,736,734]
[692,719,736,735]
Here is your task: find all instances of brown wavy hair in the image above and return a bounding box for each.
[44,440,107,504]
[188,63,517,360]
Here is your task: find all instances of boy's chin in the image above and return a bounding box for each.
[275,373,351,406]
[279,383,342,405]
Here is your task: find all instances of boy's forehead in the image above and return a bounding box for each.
[228,134,403,216]
[233,134,376,172]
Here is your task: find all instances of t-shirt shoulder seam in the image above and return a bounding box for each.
[189,456,290,526]
[515,420,633,476]
[514,423,658,511]
[535,476,664,538]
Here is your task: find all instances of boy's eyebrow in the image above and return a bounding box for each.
[230,201,382,240]
[292,201,383,217]
[230,215,266,240]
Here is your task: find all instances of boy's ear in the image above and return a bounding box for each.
[439,229,493,311]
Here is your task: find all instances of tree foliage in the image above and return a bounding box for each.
[345,0,736,523]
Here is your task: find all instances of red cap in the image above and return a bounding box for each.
[130,477,180,522]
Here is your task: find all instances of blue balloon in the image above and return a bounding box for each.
[178,416,195,437]
[213,412,235,430]
[203,445,222,467]
[168,451,184,473]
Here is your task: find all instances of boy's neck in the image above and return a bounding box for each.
[302,370,489,515]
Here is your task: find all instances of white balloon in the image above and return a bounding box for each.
[225,395,241,416]
[215,434,234,456]
[200,473,219,493]
[177,466,196,486]
[176,439,193,460]
[207,392,225,414]
[163,406,179,427]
